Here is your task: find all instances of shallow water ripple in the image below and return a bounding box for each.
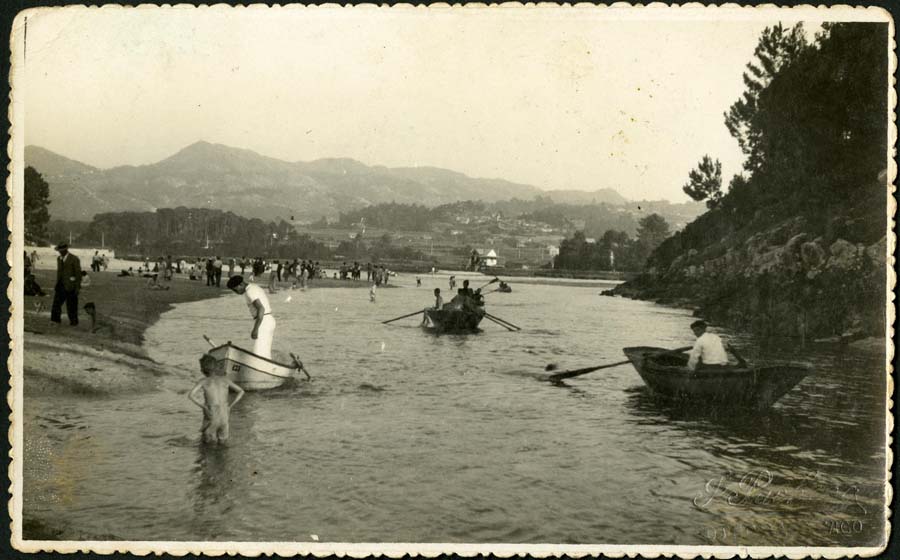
[23,274,886,546]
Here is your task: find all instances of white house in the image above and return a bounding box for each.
[483,249,499,267]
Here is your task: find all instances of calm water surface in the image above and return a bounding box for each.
[24,273,887,545]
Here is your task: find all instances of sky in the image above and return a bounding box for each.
[19,6,829,201]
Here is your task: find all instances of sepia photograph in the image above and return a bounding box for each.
[7,4,894,556]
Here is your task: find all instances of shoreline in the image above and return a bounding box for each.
[24,270,376,347]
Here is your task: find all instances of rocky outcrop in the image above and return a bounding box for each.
[608,214,889,340]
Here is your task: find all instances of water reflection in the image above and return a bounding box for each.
[193,444,234,511]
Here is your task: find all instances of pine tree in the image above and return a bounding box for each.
[682,156,723,209]
[24,166,51,243]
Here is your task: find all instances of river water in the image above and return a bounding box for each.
[23,273,887,546]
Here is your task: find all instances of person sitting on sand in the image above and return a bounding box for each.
[81,270,92,288]
[188,354,245,445]
[25,273,46,297]
[146,273,170,290]
[687,320,729,371]
[118,267,133,277]
[83,302,115,335]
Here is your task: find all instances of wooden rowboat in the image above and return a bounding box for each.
[423,304,485,333]
[622,346,811,409]
[207,342,302,391]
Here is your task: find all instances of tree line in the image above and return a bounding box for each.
[553,214,671,272]
[57,206,429,262]
[333,196,688,239]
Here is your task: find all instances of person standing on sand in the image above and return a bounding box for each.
[227,275,276,359]
[213,256,223,287]
[50,242,82,327]
[267,261,279,294]
[189,354,245,445]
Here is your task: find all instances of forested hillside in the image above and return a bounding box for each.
[611,23,889,340]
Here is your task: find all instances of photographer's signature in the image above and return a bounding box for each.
[692,468,868,514]
[693,469,873,543]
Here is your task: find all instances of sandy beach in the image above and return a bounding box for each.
[23,269,377,389]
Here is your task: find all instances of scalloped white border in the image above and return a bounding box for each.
[5,3,896,557]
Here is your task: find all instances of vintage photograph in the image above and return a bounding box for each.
[8,5,894,556]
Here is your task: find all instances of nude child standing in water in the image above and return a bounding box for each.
[189,354,245,444]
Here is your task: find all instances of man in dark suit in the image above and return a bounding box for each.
[50,242,82,326]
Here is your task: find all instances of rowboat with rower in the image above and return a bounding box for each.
[204,335,310,391]
[547,345,811,409]
[381,277,521,333]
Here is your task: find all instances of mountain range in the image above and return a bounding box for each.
[25,142,631,222]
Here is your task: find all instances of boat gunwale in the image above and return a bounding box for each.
[623,346,812,378]
[208,342,299,378]
[423,306,485,333]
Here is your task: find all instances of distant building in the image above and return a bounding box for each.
[547,245,560,257]
[483,249,498,267]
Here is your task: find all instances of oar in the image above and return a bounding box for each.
[484,312,521,331]
[289,352,312,381]
[382,310,424,324]
[547,360,632,382]
[548,346,693,383]
[484,313,517,332]
[203,334,216,347]
[476,277,500,290]
[481,283,509,296]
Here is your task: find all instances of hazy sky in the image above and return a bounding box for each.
[21,7,823,201]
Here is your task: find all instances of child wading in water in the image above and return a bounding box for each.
[189,354,245,444]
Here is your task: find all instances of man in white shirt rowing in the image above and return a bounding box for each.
[227,275,276,359]
[687,320,729,371]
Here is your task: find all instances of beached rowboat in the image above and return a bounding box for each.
[207,342,301,390]
[622,346,811,409]
[423,304,485,333]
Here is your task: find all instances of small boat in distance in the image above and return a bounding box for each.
[423,304,485,333]
[207,341,303,390]
[497,281,512,293]
[623,346,811,410]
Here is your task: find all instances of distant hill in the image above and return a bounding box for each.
[25,146,98,176]
[25,142,557,222]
